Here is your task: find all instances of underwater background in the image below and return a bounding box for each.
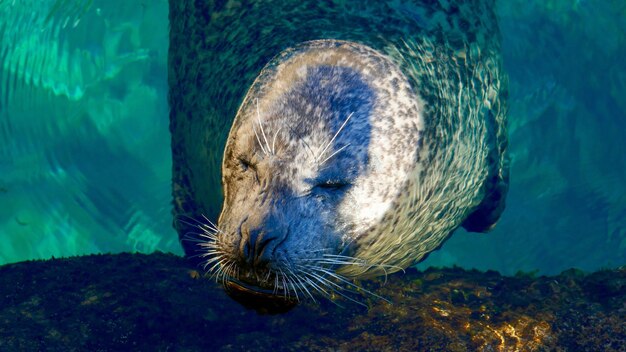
[1,0,625,278]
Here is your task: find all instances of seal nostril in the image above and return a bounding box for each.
[255,235,275,265]
[247,229,261,263]
[239,222,254,262]
[242,241,251,260]
[239,226,281,265]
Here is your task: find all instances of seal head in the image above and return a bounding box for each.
[212,40,424,298]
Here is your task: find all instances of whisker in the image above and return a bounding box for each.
[271,127,282,155]
[256,98,272,155]
[175,214,205,227]
[198,244,221,252]
[176,215,222,236]
[186,252,211,259]
[307,248,335,254]
[199,249,221,258]
[225,262,237,281]
[264,268,273,282]
[182,232,214,243]
[203,256,225,272]
[318,143,351,166]
[302,257,395,272]
[273,272,280,295]
[176,218,211,232]
[301,273,331,297]
[207,261,223,281]
[316,111,353,162]
[253,126,268,155]
[218,261,234,285]
[201,254,224,265]
[200,214,222,233]
[197,238,219,246]
[315,259,379,277]
[286,267,316,303]
[303,270,367,308]
[322,254,406,272]
[279,269,290,299]
[309,266,390,303]
[284,274,300,302]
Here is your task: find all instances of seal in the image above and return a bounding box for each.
[169,0,508,310]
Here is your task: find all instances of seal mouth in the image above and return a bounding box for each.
[224,278,297,314]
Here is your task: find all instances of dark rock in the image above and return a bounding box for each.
[0,253,624,351]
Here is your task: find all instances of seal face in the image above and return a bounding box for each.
[215,40,425,295]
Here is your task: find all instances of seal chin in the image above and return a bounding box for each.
[224,279,297,314]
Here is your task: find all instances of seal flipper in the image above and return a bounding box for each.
[462,170,508,232]
[462,107,509,233]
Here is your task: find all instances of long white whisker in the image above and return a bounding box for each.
[273,273,280,295]
[279,269,289,299]
[321,254,406,272]
[316,111,353,162]
[297,276,317,303]
[201,254,224,266]
[310,266,390,303]
[198,244,221,252]
[200,215,222,233]
[303,258,395,271]
[284,275,300,302]
[208,262,224,281]
[182,232,214,244]
[301,274,331,297]
[177,219,214,234]
[318,143,351,166]
[309,260,371,274]
[198,249,222,258]
[177,216,224,244]
[256,98,271,155]
[308,248,335,254]
[253,126,268,155]
[264,268,273,282]
[175,215,205,227]
[225,262,237,280]
[218,261,234,285]
[287,267,317,303]
[271,127,282,155]
[201,237,219,247]
[304,270,367,308]
[215,263,225,284]
[204,257,224,273]
[187,252,211,259]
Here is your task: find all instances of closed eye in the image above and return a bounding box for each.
[315,180,350,191]
[238,157,254,172]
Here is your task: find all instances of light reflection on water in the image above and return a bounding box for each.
[0,0,181,264]
[0,0,624,274]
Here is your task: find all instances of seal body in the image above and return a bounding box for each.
[169,0,508,301]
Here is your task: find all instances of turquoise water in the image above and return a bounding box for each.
[1,0,624,275]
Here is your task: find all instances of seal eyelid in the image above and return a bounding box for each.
[316,180,351,190]
[238,157,255,172]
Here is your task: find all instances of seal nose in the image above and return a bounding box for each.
[240,225,279,265]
